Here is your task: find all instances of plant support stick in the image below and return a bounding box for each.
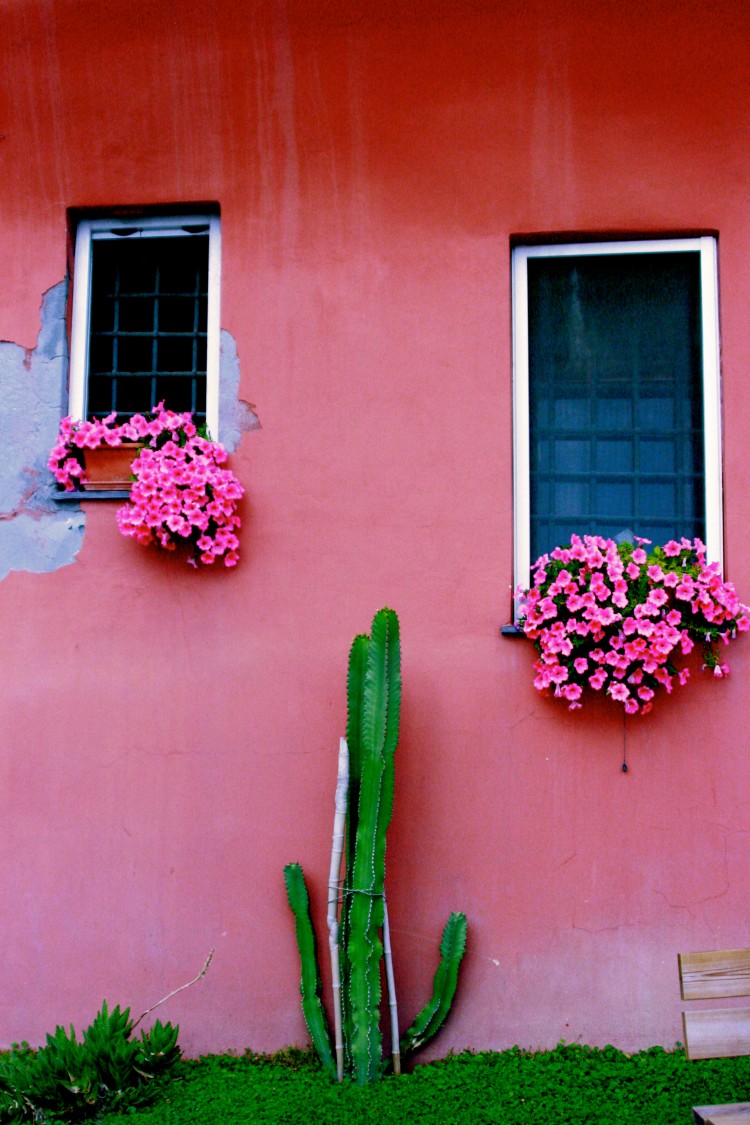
[382,895,400,1076]
[327,737,349,1082]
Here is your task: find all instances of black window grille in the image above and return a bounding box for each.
[527,251,705,561]
[87,232,209,425]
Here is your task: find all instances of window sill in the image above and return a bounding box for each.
[500,624,524,637]
[53,490,131,502]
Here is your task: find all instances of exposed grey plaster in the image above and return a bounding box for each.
[0,282,84,581]
[218,329,260,452]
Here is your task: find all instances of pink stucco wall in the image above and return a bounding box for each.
[1,0,750,1057]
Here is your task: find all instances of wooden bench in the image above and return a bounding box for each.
[679,948,750,1125]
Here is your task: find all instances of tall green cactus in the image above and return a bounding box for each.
[344,607,401,1083]
[284,608,467,1083]
[339,630,370,1074]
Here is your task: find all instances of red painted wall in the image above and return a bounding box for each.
[1,0,750,1056]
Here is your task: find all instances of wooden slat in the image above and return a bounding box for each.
[683,1008,750,1060]
[697,1106,750,1125]
[680,950,750,1001]
[694,1105,750,1124]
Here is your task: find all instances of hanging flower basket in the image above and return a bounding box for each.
[116,408,244,569]
[516,535,750,715]
[49,405,244,568]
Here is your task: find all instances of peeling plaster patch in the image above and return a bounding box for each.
[0,310,253,582]
[218,329,260,452]
[0,281,84,581]
[0,510,84,577]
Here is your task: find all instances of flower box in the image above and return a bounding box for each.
[81,443,143,491]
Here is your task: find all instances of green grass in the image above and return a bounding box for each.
[101,1043,750,1124]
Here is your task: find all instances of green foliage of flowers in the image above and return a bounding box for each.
[0,1002,181,1123]
[100,1043,750,1124]
[517,534,749,714]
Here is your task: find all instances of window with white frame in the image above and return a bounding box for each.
[512,237,722,591]
[69,213,221,436]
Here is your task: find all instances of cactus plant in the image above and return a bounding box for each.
[283,864,336,1079]
[399,911,468,1054]
[283,607,467,1083]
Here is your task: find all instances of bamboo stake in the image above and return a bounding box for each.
[382,895,401,1076]
[327,736,349,1082]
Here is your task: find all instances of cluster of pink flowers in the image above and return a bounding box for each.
[517,535,749,715]
[49,405,244,568]
[48,412,150,491]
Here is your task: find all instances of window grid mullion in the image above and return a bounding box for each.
[111,262,121,415]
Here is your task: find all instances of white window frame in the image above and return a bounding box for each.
[69,213,222,437]
[512,236,723,598]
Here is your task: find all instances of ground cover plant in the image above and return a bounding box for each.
[0,1002,180,1123]
[99,1043,750,1124]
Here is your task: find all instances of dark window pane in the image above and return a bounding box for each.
[159,242,207,293]
[117,336,154,373]
[155,375,198,413]
[555,398,590,428]
[159,296,196,333]
[88,232,209,420]
[157,336,195,373]
[595,481,633,520]
[640,439,675,474]
[119,257,157,294]
[638,396,674,430]
[534,439,550,472]
[90,293,114,332]
[89,336,113,374]
[596,440,632,473]
[116,376,155,416]
[555,481,588,517]
[555,440,589,472]
[527,250,705,560]
[88,375,115,416]
[640,481,676,514]
[193,380,206,417]
[596,397,632,428]
[119,298,155,333]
